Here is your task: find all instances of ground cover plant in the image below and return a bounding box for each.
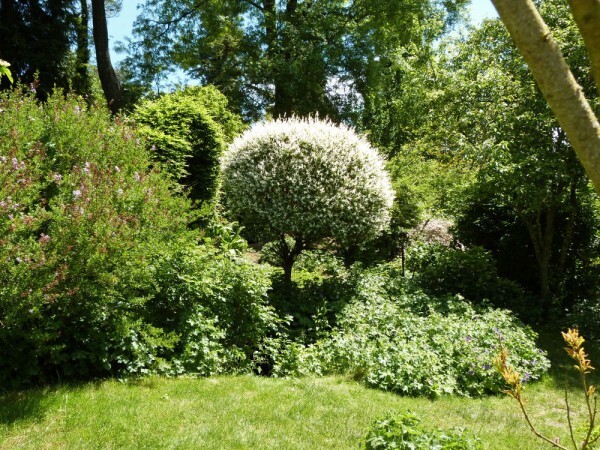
[271,262,550,397]
[364,411,482,449]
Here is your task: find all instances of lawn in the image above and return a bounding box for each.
[1,330,597,449]
[0,376,593,449]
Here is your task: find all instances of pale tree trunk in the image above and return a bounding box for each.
[567,0,600,97]
[491,0,600,195]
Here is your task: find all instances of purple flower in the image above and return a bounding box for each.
[465,335,473,342]
[134,172,140,182]
[53,173,62,182]
[72,189,82,199]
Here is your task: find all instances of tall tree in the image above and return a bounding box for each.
[91,0,122,113]
[364,1,598,310]
[122,0,467,120]
[434,3,598,309]
[73,0,91,98]
[0,0,77,96]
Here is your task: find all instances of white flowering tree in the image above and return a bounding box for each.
[220,117,394,282]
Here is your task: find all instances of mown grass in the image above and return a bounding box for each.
[1,330,597,449]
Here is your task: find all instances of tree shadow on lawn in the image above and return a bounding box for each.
[0,380,103,426]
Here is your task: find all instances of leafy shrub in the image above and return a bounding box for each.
[0,89,195,387]
[267,259,352,344]
[364,411,482,449]
[134,86,244,203]
[272,263,550,397]
[407,243,534,317]
[148,245,285,374]
[220,117,394,281]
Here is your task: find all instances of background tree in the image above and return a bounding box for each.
[0,0,77,97]
[121,0,467,121]
[491,0,600,194]
[220,117,394,282]
[403,3,599,313]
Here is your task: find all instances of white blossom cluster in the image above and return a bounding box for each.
[220,117,394,246]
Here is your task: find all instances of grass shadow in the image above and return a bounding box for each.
[533,323,600,390]
[0,380,103,426]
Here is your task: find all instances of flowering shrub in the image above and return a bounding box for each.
[272,263,550,397]
[0,89,194,387]
[220,117,394,281]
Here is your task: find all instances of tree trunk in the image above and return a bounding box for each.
[524,204,556,309]
[74,0,91,99]
[567,0,600,97]
[91,0,122,113]
[269,0,297,118]
[557,181,578,301]
[277,234,304,284]
[491,0,600,195]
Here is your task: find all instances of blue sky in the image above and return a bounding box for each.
[108,0,499,65]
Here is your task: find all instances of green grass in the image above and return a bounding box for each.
[1,331,597,449]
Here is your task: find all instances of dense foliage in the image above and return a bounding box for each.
[373,3,600,313]
[133,86,244,204]
[221,117,394,280]
[0,89,275,388]
[407,244,534,317]
[2,1,591,415]
[122,0,467,120]
[148,244,284,374]
[272,263,549,397]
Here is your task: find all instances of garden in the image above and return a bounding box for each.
[1,0,599,448]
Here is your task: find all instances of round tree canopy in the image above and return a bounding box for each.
[220,117,394,247]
